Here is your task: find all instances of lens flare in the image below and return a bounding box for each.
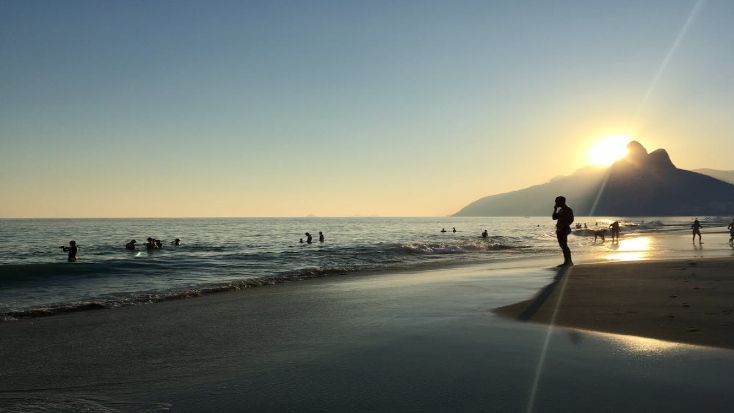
[588,135,632,166]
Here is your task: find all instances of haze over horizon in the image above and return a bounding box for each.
[2,1,733,218]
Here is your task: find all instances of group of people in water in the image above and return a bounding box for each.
[58,212,734,264]
[125,238,181,250]
[300,231,325,244]
[58,238,182,262]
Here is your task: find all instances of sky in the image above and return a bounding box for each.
[1,0,733,218]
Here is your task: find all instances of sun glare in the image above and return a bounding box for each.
[588,135,632,166]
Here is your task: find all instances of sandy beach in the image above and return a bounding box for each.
[2,258,734,412]
[494,258,734,350]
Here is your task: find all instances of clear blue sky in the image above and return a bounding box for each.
[2,0,732,217]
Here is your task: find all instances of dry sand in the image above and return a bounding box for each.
[494,258,734,350]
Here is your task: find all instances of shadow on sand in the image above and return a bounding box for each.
[515,266,572,322]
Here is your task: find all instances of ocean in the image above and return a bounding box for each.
[1,216,731,320]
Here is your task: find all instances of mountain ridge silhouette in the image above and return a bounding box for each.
[454,141,734,216]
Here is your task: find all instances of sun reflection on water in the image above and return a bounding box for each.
[585,330,699,355]
[606,237,651,261]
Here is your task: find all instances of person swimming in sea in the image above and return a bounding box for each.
[125,239,137,250]
[61,240,79,262]
[305,232,313,243]
[319,232,324,242]
[171,238,181,246]
[145,238,157,250]
[481,230,488,238]
[441,228,447,233]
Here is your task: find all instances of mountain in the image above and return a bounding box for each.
[454,141,734,216]
[693,168,734,185]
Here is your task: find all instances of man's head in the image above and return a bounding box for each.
[554,196,566,207]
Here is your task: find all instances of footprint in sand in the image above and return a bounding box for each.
[682,303,692,308]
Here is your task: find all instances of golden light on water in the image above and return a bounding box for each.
[606,237,651,261]
[588,135,632,166]
[587,330,697,355]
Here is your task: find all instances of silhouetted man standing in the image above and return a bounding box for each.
[552,196,574,267]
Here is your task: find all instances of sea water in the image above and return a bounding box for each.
[1,216,731,319]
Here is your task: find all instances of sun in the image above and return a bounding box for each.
[588,135,632,166]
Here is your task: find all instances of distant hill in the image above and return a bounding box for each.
[455,141,734,216]
[693,168,734,185]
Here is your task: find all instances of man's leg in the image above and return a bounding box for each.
[556,231,573,266]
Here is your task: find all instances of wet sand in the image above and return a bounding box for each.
[495,258,734,350]
[0,264,551,412]
[2,258,734,412]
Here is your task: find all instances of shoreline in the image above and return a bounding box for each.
[0,255,561,322]
[494,257,734,350]
[2,255,734,411]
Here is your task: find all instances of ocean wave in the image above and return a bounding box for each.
[0,265,372,321]
[0,261,171,284]
[402,240,529,255]
[632,220,664,230]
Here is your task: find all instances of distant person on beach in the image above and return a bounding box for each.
[171,238,181,246]
[125,239,137,250]
[691,219,703,244]
[452,227,456,233]
[728,220,734,245]
[305,232,312,243]
[609,221,620,243]
[552,196,574,267]
[61,240,79,262]
[593,229,606,243]
[441,228,447,233]
[319,232,325,242]
[481,230,488,238]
